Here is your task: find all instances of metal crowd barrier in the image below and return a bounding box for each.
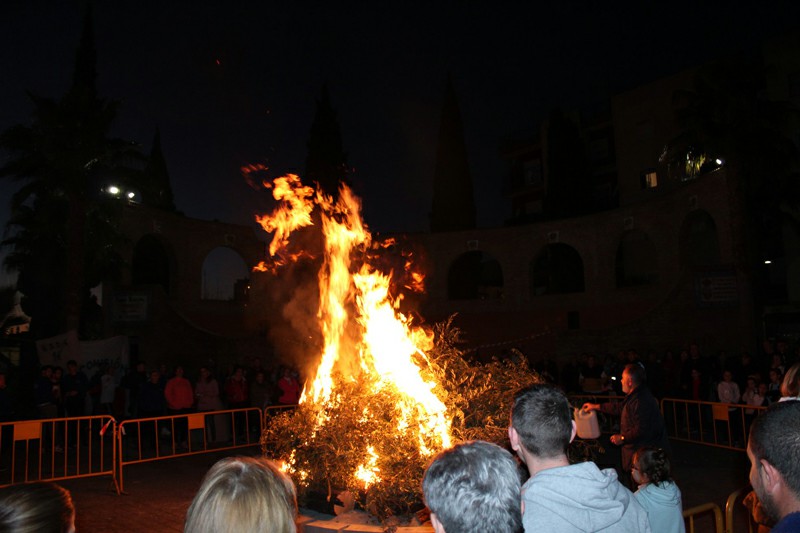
[661,398,766,451]
[684,502,724,533]
[725,486,758,533]
[0,415,117,491]
[117,407,264,493]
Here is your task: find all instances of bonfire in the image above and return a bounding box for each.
[255,175,542,520]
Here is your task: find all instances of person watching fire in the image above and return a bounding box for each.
[510,383,651,532]
[746,400,800,532]
[422,440,522,533]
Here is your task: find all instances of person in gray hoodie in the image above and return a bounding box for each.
[509,383,651,532]
[631,447,685,533]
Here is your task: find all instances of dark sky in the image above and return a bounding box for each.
[2,1,799,269]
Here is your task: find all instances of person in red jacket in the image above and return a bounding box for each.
[224,367,249,442]
[224,367,248,408]
[165,366,194,450]
[277,367,300,405]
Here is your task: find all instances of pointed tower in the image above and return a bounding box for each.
[305,84,348,198]
[142,129,177,211]
[429,76,476,232]
[70,4,97,101]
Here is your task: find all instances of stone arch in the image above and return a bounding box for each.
[201,247,250,301]
[680,210,720,267]
[530,243,585,296]
[447,251,504,300]
[132,234,171,294]
[615,230,659,287]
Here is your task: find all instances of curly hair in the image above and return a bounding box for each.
[633,447,672,487]
[423,441,522,533]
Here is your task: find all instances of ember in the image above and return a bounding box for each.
[256,175,541,519]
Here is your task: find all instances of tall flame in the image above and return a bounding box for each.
[257,175,451,468]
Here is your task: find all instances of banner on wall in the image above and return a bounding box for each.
[36,331,130,378]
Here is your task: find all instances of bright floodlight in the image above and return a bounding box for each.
[715,158,723,165]
[108,186,120,195]
[127,191,135,199]
[765,260,772,264]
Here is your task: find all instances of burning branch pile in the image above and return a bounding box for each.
[254,175,541,519]
[261,320,541,519]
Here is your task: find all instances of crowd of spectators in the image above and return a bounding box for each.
[540,339,800,410]
[14,337,800,428]
[6,344,800,532]
[24,357,303,425]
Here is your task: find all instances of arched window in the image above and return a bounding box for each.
[201,247,249,301]
[681,211,720,267]
[448,251,504,300]
[132,235,170,294]
[530,243,585,296]
[616,230,659,287]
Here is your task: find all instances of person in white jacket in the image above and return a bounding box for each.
[632,447,685,533]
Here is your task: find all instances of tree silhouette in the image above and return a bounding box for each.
[0,7,139,337]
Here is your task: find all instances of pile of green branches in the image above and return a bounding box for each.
[261,317,542,520]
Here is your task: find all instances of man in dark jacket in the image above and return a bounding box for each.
[584,363,669,487]
[62,360,88,418]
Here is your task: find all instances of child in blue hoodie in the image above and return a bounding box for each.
[632,447,686,533]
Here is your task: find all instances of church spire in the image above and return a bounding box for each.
[429,75,476,232]
[143,128,177,211]
[70,4,97,100]
[305,84,348,198]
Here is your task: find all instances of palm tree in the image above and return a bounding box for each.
[0,7,140,337]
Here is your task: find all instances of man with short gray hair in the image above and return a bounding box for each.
[423,440,522,533]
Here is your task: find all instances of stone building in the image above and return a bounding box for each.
[106,204,268,369]
[417,34,800,360]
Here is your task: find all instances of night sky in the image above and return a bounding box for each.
[1,2,799,282]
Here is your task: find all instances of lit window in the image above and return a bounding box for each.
[640,169,658,189]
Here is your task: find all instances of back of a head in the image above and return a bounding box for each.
[184,456,297,533]
[780,363,800,398]
[749,400,800,499]
[511,384,572,458]
[423,440,522,533]
[634,447,672,486]
[0,482,74,533]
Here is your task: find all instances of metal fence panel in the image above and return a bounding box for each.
[0,415,117,490]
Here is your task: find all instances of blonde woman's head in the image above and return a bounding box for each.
[184,456,297,533]
[781,363,800,398]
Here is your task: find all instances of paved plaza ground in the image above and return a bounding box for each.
[57,439,749,532]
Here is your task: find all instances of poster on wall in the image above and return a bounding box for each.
[112,292,149,322]
[694,270,739,308]
[36,331,129,378]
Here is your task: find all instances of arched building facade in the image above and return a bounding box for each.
[106,205,268,367]
[416,169,754,359]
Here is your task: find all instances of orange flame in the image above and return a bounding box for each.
[256,175,452,471]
